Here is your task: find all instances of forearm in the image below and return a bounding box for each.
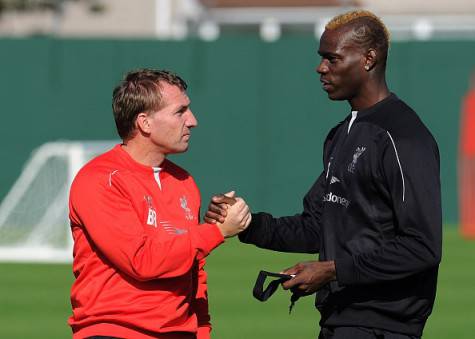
[238,212,320,253]
[84,221,223,280]
[336,228,441,286]
[238,172,326,253]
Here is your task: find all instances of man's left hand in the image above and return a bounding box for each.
[281,260,336,294]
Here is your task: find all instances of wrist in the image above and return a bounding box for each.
[324,260,337,282]
[216,223,231,238]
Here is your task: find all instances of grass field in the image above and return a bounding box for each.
[0,227,473,338]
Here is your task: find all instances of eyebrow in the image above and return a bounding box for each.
[176,104,189,113]
[318,51,339,58]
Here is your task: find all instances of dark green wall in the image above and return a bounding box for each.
[1,36,473,224]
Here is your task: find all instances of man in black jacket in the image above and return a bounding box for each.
[205,10,441,339]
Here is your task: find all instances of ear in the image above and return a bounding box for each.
[364,49,377,71]
[135,112,151,134]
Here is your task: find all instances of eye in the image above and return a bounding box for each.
[176,107,188,115]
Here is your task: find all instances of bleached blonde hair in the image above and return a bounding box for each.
[326,10,390,66]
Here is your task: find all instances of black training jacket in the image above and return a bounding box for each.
[239,93,442,336]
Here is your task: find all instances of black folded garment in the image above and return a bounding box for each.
[252,270,301,314]
[253,270,293,301]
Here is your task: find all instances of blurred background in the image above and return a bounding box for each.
[0,0,474,338]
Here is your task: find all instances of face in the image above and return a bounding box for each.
[144,82,197,155]
[316,26,367,101]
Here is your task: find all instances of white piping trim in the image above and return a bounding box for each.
[386,131,405,202]
[348,111,358,134]
[153,167,162,190]
[109,170,119,187]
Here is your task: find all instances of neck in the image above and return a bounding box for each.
[349,75,390,111]
[121,138,166,167]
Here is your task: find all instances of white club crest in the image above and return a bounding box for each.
[330,176,340,184]
[180,196,194,221]
[348,146,366,173]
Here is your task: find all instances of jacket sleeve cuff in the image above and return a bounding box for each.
[238,213,261,243]
[197,325,211,339]
[335,253,358,286]
[190,223,224,260]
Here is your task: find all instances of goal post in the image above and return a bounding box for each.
[0,141,117,263]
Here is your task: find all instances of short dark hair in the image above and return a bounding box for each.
[112,69,188,140]
[326,10,390,67]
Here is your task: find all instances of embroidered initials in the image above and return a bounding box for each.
[144,195,157,227]
[147,209,157,227]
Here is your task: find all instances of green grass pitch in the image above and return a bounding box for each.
[0,227,473,338]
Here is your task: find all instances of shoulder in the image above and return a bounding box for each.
[323,119,346,152]
[71,147,127,194]
[326,120,346,142]
[364,95,438,151]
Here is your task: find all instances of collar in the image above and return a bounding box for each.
[114,144,169,176]
[346,92,398,121]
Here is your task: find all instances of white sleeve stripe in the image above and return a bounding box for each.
[386,131,406,202]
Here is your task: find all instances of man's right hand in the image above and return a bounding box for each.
[204,191,237,224]
[216,197,251,238]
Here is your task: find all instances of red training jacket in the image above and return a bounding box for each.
[68,144,224,339]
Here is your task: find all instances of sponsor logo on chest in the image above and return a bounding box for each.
[323,192,350,208]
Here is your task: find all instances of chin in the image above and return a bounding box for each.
[177,144,190,153]
[327,91,347,101]
[166,144,189,155]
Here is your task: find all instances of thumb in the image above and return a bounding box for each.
[211,192,236,205]
[281,263,300,276]
[224,191,235,198]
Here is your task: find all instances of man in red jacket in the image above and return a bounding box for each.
[68,69,251,339]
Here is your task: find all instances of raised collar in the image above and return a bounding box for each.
[347,92,398,121]
[114,144,169,175]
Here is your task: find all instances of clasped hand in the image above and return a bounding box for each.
[212,191,252,238]
[204,193,336,292]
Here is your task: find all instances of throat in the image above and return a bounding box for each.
[122,143,166,167]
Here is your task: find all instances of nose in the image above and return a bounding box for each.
[186,110,198,128]
[316,60,328,75]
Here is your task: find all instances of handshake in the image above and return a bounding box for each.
[205,191,251,238]
[204,191,337,297]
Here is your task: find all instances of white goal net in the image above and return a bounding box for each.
[0,141,116,263]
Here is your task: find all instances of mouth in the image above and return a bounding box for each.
[320,79,332,91]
